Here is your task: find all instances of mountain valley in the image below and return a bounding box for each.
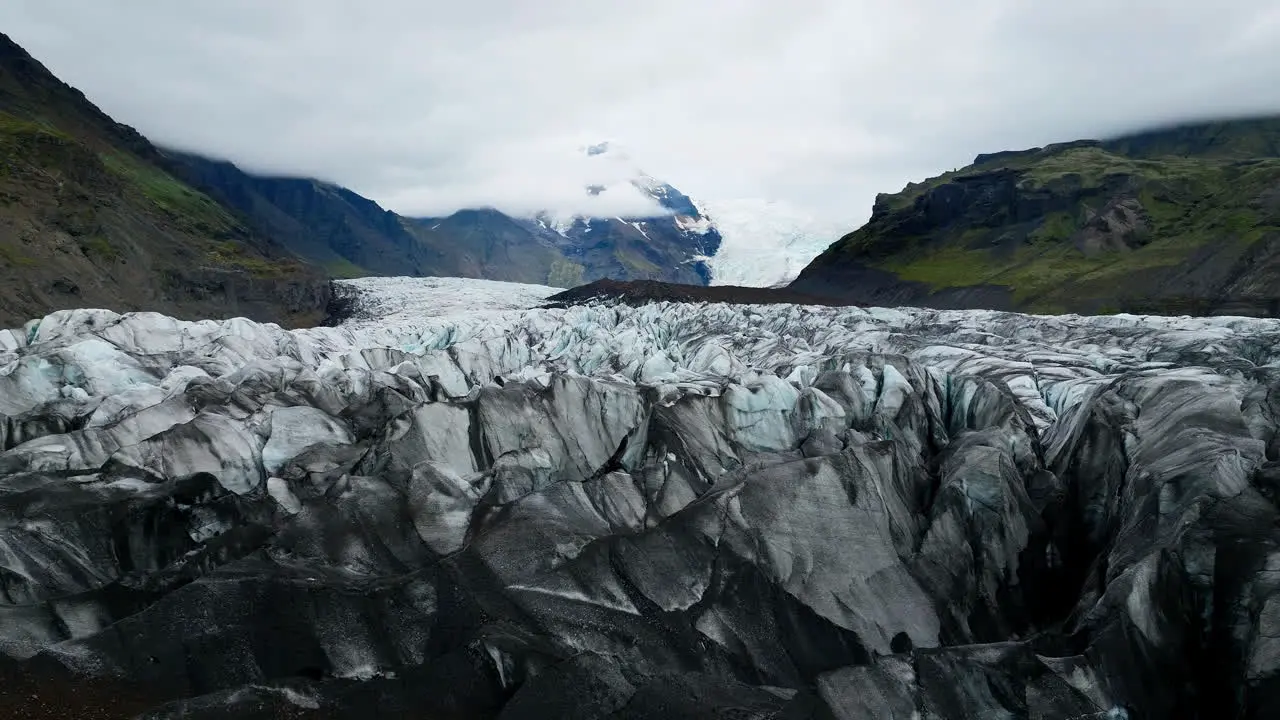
[5,18,1280,720]
[0,31,735,329]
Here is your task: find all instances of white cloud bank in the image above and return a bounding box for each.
[4,0,1280,229]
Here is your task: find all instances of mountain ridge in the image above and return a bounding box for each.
[791,114,1280,316]
[167,146,721,288]
[0,32,331,328]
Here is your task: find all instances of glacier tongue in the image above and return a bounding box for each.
[697,197,852,287]
[2,276,1280,717]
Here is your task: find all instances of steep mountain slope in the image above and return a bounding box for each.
[791,116,1280,316]
[169,143,720,287]
[0,33,329,328]
[162,151,438,279]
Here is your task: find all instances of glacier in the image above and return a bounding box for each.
[1,276,1279,717]
[696,198,852,287]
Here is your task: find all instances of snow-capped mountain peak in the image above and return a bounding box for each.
[517,141,844,288]
[570,140,688,215]
[564,143,844,286]
[674,212,715,236]
[531,142,717,236]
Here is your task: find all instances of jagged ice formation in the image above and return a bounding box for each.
[1,276,1279,718]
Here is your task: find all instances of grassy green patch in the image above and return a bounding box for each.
[0,241,36,267]
[0,112,71,144]
[880,225,1232,308]
[1029,211,1079,243]
[1018,147,1139,187]
[323,256,370,279]
[205,241,297,279]
[1136,187,1188,229]
[78,235,120,260]
[99,151,240,235]
[0,111,84,179]
[547,258,585,288]
[880,245,1004,288]
[614,247,661,275]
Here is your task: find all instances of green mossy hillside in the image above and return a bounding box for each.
[0,31,330,327]
[795,117,1280,316]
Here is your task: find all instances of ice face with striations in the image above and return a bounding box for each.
[1,276,1279,718]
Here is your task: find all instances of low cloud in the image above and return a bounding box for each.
[4,0,1279,228]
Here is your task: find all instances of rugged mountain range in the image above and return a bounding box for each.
[791,116,1280,316]
[167,143,721,288]
[0,32,330,329]
[0,30,724,331]
[424,151,722,286]
[14,25,1280,325]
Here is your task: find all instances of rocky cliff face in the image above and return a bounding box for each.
[2,276,1279,717]
[0,33,329,329]
[792,116,1280,316]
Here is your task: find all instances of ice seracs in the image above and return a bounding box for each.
[330,275,559,329]
[2,276,1280,717]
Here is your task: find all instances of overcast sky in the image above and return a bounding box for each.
[4,0,1280,226]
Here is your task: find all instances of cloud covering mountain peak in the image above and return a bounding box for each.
[5,0,1277,228]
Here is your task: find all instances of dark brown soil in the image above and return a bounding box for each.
[0,655,161,719]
